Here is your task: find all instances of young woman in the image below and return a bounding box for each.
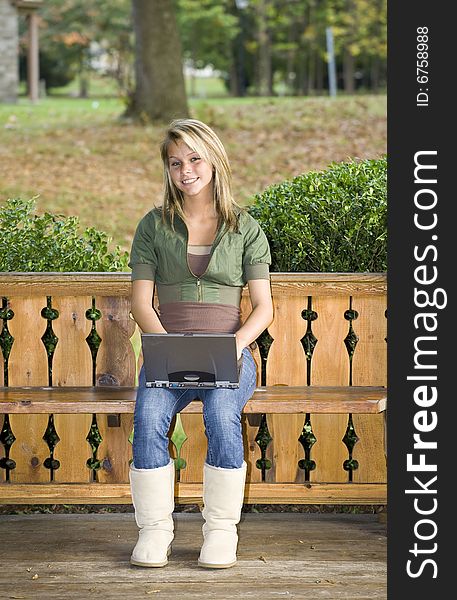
[128,118,273,569]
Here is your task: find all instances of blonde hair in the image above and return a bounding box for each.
[159,119,244,232]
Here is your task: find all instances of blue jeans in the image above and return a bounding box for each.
[133,347,257,470]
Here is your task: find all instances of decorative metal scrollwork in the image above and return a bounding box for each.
[86,414,103,479]
[255,414,272,480]
[43,414,61,478]
[0,415,16,479]
[0,298,14,386]
[41,297,59,385]
[342,414,360,480]
[85,300,102,386]
[298,414,317,480]
[301,298,318,384]
[257,329,273,387]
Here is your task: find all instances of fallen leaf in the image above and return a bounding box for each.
[258,556,267,563]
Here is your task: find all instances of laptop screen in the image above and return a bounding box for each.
[141,333,240,389]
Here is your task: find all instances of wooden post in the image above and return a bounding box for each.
[15,1,43,102]
[27,11,39,103]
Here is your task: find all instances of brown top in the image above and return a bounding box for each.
[187,254,210,279]
[159,301,241,333]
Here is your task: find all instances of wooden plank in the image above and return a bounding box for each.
[178,413,206,484]
[0,386,387,414]
[243,414,262,483]
[94,296,136,388]
[265,294,308,484]
[52,296,93,483]
[310,296,350,484]
[351,295,387,484]
[267,274,387,298]
[7,296,49,484]
[0,273,133,297]
[7,297,49,386]
[0,582,388,600]
[95,296,136,485]
[239,295,262,483]
[0,272,387,298]
[97,412,134,481]
[0,513,386,600]
[0,482,387,504]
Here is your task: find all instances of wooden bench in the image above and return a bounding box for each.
[0,272,387,506]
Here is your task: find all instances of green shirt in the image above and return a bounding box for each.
[129,207,271,307]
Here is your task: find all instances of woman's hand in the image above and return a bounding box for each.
[234,279,273,361]
[235,334,246,361]
[130,280,167,334]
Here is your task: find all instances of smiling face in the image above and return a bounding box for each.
[167,140,214,203]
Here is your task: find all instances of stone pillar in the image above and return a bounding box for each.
[0,0,19,103]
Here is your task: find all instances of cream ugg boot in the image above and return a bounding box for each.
[129,458,175,567]
[198,461,247,569]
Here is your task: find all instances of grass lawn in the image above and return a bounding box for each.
[34,73,229,100]
[0,94,386,253]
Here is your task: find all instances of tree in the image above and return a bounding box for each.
[36,0,133,96]
[126,0,189,122]
[177,0,239,97]
[327,0,387,93]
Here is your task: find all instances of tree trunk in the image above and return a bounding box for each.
[286,16,298,96]
[315,50,324,94]
[286,47,296,95]
[371,55,380,92]
[78,49,89,99]
[343,0,356,95]
[79,73,89,98]
[343,49,355,94]
[305,45,315,95]
[229,60,240,97]
[257,0,272,96]
[128,0,189,122]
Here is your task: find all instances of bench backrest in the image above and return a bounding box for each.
[0,272,386,502]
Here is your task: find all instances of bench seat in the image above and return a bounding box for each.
[0,385,387,415]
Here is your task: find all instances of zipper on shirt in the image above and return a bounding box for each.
[182,218,226,303]
[196,278,202,302]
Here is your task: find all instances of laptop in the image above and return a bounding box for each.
[141,333,240,389]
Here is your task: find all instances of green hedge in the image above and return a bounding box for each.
[0,198,129,272]
[248,156,387,272]
[2,156,386,274]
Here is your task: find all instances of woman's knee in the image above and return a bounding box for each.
[203,400,241,430]
[133,386,182,444]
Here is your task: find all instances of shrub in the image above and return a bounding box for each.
[248,156,387,272]
[0,198,129,272]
